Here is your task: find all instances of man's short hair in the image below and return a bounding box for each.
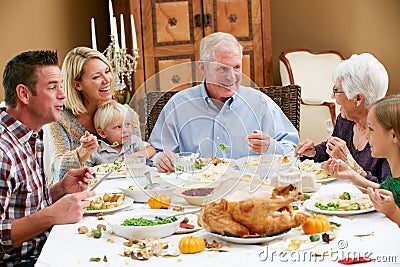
[3,50,58,107]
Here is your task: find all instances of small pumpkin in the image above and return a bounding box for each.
[148,194,171,209]
[178,236,205,254]
[302,214,331,234]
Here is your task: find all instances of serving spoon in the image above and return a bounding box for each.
[144,171,160,190]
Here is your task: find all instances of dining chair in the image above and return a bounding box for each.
[256,85,301,131]
[144,85,301,141]
[279,48,345,143]
[145,91,178,141]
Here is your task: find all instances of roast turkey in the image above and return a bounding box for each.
[198,183,308,237]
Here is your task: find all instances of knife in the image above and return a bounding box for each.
[89,171,114,191]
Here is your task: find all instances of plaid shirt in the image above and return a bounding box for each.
[0,109,52,266]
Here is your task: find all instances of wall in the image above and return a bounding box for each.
[0,0,109,101]
[0,0,399,100]
[271,0,400,95]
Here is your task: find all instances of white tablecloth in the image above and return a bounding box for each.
[36,178,400,267]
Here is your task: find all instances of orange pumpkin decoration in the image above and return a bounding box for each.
[148,194,171,209]
[178,236,205,254]
[302,214,331,234]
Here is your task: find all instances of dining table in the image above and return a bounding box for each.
[35,166,400,267]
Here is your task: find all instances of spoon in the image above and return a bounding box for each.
[99,140,119,148]
[144,171,160,190]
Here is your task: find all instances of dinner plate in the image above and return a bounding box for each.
[85,196,134,214]
[92,163,127,179]
[208,229,291,244]
[157,165,241,185]
[315,177,336,183]
[175,214,202,234]
[304,196,375,216]
[235,155,293,174]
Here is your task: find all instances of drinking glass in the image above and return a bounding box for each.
[174,152,195,178]
[126,155,146,179]
[278,167,302,198]
[258,154,281,182]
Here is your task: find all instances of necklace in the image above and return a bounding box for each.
[353,124,368,151]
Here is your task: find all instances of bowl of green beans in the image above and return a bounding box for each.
[107,210,180,239]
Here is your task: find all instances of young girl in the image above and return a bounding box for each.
[84,100,155,166]
[322,95,400,226]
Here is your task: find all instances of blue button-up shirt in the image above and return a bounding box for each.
[148,83,299,160]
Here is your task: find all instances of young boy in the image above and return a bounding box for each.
[84,100,155,166]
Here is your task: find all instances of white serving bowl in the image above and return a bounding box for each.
[119,180,175,203]
[174,186,215,206]
[107,210,180,239]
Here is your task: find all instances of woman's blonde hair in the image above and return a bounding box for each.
[62,47,113,115]
[369,95,400,144]
[94,100,132,130]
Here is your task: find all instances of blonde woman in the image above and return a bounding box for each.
[85,100,155,166]
[46,47,141,183]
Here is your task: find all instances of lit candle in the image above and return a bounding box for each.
[113,16,120,52]
[120,14,126,49]
[90,18,97,50]
[130,14,138,50]
[109,0,114,36]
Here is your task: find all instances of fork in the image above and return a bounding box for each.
[356,185,390,200]
[89,171,114,191]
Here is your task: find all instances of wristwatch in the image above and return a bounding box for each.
[356,167,363,175]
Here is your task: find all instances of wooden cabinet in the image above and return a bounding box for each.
[115,0,272,91]
[114,0,272,136]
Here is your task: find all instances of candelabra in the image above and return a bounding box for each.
[103,35,139,104]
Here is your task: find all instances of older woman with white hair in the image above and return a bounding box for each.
[295,53,390,183]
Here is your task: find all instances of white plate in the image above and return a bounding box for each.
[92,163,127,179]
[235,155,293,174]
[85,196,134,214]
[175,214,202,234]
[304,196,375,216]
[315,177,336,183]
[208,229,291,244]
[157,167,241,186]
[119,181,176,203]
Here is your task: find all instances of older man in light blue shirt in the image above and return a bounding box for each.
[149,32,299,172]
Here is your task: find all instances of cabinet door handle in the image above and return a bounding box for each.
[194,14,202,27]
[203,13,212,27]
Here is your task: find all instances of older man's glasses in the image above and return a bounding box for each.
[332,86,345,95]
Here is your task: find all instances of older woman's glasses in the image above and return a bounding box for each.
[332,86,345,95]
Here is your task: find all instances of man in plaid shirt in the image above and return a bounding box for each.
[0,50,96,267]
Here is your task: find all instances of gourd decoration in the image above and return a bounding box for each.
[302,214,330,234]
[147,194,171,209]
[178,236,205,254]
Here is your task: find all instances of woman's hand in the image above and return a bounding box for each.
[367,188,396,215]
[156,149,175,172]
[77,131,99,163]
[295,138,316,157]
[321,158,356,181]
[247,130,270,154]
[326,136,350,162]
